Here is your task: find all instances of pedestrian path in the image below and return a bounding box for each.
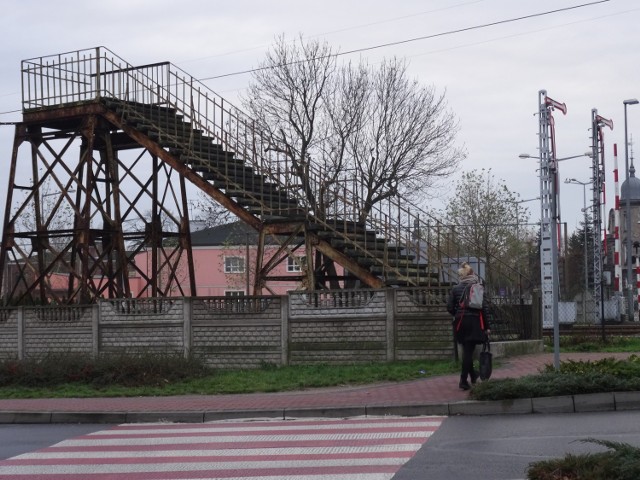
[0,351,634,422]
[0,416,444,479]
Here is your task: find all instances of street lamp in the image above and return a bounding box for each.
[519,151,593,260]
[519,152,593,161]
[565,178,590,322]
[624,98,639,320]
[521,148,592,369]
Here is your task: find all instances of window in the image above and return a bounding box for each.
[225,290,245,297]
[287,255,306,272]
[224,256,245,273]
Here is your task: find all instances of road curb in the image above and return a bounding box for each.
[1,392,639,423]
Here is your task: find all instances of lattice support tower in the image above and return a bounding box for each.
[538,90,566,330]
[590,109,613,324]
[0,113,198,304]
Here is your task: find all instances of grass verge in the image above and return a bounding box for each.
[0,354,459,399]
[546,336,640,353]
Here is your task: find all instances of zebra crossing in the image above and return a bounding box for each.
[0,416,443,479]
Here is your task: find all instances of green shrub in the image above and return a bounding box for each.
[527,439,640,480]
[0,352,209,388]
[471,356,640,401]
[541,355,640,377]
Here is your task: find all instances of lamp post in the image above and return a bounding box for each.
[565,178,590,322]
[624,99,639,321]
[519,152,592,256]
[521,149,591,370]
[519,153,592,162]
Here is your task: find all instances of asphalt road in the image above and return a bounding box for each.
[1,412,640,479]
[395,411,640,480]
[0,424,106,460]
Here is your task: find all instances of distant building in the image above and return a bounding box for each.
[131,221,306,297]
[606,163,640,297]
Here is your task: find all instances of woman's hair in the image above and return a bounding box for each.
[458,262,474,277]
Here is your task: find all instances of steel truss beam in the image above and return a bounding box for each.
[0,108,196,304]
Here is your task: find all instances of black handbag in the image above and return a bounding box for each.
[479,339,492,380]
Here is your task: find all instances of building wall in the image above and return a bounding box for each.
[0,288,455,368]
[617,205,640,273]
[27,244,335,302]
[132,245,306,297]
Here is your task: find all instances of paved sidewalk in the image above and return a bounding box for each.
[0,351,635,423]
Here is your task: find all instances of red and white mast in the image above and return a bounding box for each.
[613,143,622,292]
[591,110,613,326]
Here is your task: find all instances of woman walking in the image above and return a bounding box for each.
[447,262,490,390]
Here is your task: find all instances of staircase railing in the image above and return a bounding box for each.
[21,47,533,292]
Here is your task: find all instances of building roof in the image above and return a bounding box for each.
[620,164,640,205]
[190,221,277,247]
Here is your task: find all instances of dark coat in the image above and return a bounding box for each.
[447,279,490,345]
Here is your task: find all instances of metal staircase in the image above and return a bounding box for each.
[1,47,531,304]
[100,95,433,289]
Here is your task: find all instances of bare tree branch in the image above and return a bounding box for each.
[242,36,465,224]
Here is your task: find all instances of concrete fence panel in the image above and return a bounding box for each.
[288,290,389,365]
[99,299,185,355]
[23,306,94,358]
[0,308,19,360]
[0,289,459,367]
[191,297,283,368]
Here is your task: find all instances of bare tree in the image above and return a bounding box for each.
[243,34,337,210]
[13,180,75,255]
[189,192,235,229]
[242,35,465,220]
[348,57,463,221]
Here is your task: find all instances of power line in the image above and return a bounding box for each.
[307,0,488,39]
[0,110,21,117]
[406,7,637,61]
[200,0,610,82]
[178,1,487,65]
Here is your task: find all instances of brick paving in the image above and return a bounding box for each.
[0,351,634,416]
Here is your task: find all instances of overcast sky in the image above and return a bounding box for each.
[1,0,638,233]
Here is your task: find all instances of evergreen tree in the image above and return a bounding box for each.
[563,215,593,300]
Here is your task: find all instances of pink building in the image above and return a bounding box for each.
[131,221,307,297]
[9,222,317,302]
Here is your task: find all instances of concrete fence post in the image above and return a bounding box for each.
[386,289,396,362]
[183,297,192,358]
[281,295,289,366]
[92,303,100,358]
[17,306,24,360]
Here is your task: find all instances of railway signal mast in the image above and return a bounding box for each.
[538,90,566,370]
[591,109,613,331]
